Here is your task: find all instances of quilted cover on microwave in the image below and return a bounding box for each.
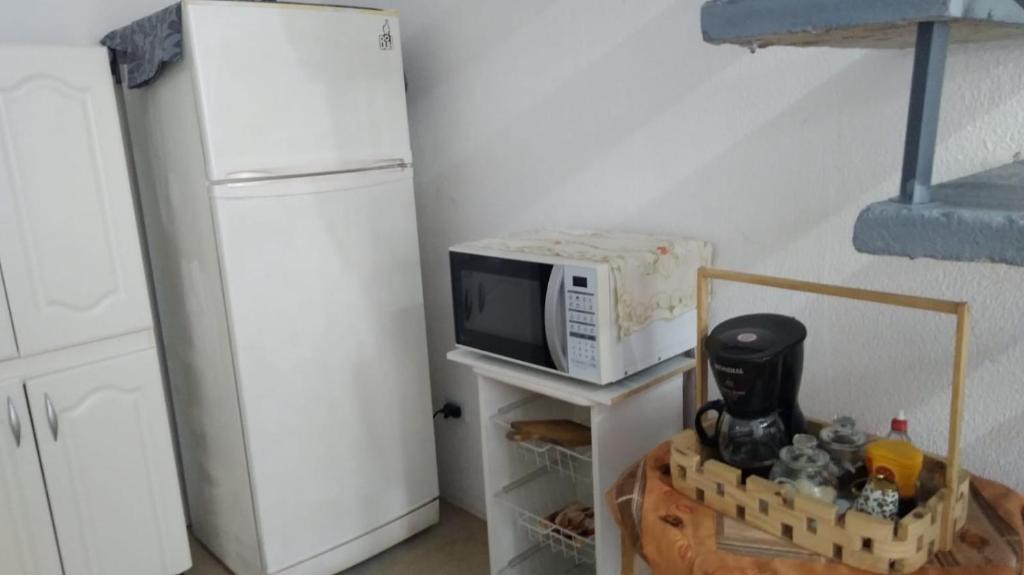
[463,230,712,339]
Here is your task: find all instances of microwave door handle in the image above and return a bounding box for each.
[544,265,569,372]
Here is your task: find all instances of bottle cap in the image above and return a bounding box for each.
[792,434,818,449]
[891,410,908,433]
[868,474,898,493]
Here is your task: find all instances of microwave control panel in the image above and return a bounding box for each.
[564,266,600,378]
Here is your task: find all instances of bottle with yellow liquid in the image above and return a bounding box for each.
[865,411,924,517]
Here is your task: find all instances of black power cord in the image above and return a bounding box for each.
[433,402,463,420]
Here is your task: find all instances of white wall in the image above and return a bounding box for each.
[5,0,1024,519]
[0,0,172,45]
[378,1,1024,517]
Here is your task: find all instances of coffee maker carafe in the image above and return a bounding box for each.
[695,314,807,475]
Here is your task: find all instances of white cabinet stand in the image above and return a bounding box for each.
[0,45,190,575]
[448,349,695,575]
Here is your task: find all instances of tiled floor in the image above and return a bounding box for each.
[187,503,490,575]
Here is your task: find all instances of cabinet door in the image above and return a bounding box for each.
[0,379,62,575]
[27,349,190,575]
[0,46,151,355]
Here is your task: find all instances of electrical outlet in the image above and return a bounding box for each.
[434,401,463,420]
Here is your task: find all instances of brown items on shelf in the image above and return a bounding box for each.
[545,503,595,539]
[507,419,591,448]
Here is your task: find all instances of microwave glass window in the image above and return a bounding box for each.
[450,251,556,370]
[461,271,545,345]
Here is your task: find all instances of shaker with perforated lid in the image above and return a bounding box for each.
[854,474,900,520]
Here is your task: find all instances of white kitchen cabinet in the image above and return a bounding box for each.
[0,378,62,575]
[27,348,190,575]
[0,45,190,575]
[0,46,151,356]
[449,349,694,575]
[0,275,17,361]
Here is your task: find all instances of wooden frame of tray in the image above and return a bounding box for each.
[672,266,972,574]
[671,429,969,573]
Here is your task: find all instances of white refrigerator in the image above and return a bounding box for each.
[121,2,439,575]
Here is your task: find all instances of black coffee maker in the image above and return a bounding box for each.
[695,314,807,474]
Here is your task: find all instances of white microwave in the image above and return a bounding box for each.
[449,243,697,385]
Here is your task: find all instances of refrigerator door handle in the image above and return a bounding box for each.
[367,158,409,168]
[224,159,409,182]
[225,171,274,180]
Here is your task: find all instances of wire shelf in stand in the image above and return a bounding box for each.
[497,468,596,566]
[562,563,596,575]
[492,397,593,484]
[497,544,597,575]
[511,439,592,484]
[511,506,595,565]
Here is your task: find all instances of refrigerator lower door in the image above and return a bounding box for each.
[184,0,412,181]
[210,167,438,572]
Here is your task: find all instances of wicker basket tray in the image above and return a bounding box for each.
[674,267,973,574]
[671,429,969,573]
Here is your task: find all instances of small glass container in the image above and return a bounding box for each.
[770,434,838,503]
[819,416,868,489]
[854,474,900,520]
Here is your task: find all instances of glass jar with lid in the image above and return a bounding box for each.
[819,411,868,497]
[818,416,868,491]
[770,434,838,503]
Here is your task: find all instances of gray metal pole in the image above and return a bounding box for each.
[900,21,950,205]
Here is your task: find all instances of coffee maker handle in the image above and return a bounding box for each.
[694,399,725,447]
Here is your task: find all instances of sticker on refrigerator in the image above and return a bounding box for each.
[379,20,394,50]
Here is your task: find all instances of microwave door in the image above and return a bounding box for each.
[451,252,557,370]
[544,265,568,372]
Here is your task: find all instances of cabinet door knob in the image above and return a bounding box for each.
[7,397,21,448]
[45,394,58,441]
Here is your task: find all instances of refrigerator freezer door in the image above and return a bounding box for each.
[184,0,412,181]
[210,168,438,572]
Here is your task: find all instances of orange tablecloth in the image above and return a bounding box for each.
[608,442,1023,575]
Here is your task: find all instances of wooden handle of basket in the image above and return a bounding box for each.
[694,266,969,551]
